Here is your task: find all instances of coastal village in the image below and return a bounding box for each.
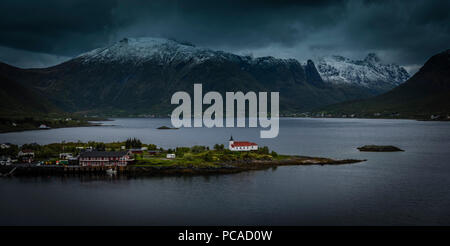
[0,137,263,172]
[0,135,368,177]
[0,135,364,177]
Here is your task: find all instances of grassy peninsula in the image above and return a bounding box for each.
[0,140,365,176]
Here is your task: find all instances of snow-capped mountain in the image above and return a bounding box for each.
[316,53,410,90]
[78,37,302,68]
[79,38,409,92]
[320,49,450,118]
[1,37,400,115]
[78,37,238,65]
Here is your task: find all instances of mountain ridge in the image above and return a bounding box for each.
[0,37,410,117]
[316,53,410,92]
[317,49,450,119]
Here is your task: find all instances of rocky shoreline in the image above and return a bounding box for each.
[0,157,365,177]
[357,145,404,152]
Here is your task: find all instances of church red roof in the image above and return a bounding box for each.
[231,141,257,147]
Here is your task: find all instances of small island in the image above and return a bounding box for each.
[0,138,366,177]
[157,125,178,130]
[357,145,404,152]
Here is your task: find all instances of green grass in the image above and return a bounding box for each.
[7,140,282,167]
[134,156,219,168]
[133,149,280,168]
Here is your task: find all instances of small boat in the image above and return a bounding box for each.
[106,168,117,175]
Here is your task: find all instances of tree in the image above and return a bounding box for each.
[0,144,19,157]
[191,145,207,153]
[176,147,190,156]
[259,146,269,154]
[213,144,224,151]
[21,143,40,151]
[271,151,278,158]
[125,138,142,149]
[148,144,157,150]
[95,142,106,151]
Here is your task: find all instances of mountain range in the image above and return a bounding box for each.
[0,37,414,117]
[316,53,410,92]
[318,49,450,119]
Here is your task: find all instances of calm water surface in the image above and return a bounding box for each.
[0,118,449,225]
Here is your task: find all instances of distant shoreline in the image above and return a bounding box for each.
[106,115,450,121]
[1,115,448,134]
[0,121,102,134]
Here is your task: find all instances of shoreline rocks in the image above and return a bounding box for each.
[157,126,178,130]
[0,157,366,177]
[357,145,404,152]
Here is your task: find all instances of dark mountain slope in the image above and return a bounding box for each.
[0,38,395,116]
[0,62,59,117]
[319,49,450,119]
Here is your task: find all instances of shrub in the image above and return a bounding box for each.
[176,147,190,154]
[184,153,194,161]
[202,152,213,162]
[258,146,269,154]
[191,145,208,153]
[213,144,225,151]
[271,151,278,158]
[95,142,106,151]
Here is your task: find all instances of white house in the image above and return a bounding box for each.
[166,153,176,159]
[59,153,73,159]
[228,136,258,151]
[1,143,11,149]
[0,156,12,165]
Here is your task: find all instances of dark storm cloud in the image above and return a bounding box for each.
[110,0,346,49]
[0,0,117,56]
[0,0,449,70]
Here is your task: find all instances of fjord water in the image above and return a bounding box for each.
[1,118,450,225]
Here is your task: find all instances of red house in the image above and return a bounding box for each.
[79,151,133,167]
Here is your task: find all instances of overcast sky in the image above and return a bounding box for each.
[0,0,449,74]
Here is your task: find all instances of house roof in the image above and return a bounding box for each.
[80,151,129,158]
[129,149,143,152]
[231,141,257,147]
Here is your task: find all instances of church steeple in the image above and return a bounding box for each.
[228,135,234,150]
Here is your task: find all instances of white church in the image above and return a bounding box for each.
[228,136,258,151]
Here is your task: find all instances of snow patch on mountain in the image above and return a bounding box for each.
[78,37,238,65]
[77,37,301,67]
[76,37,408,91]
[316,53,410,88]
